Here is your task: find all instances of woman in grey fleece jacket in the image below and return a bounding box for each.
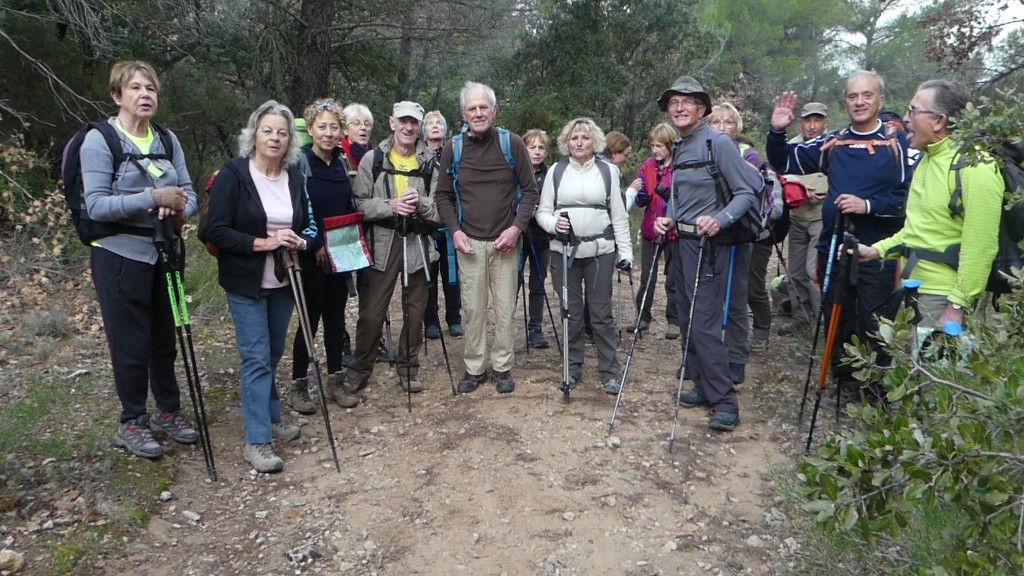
[81,61,198,459]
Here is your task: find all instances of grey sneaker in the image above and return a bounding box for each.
[664,324,681,340]
[243,443,283,473]
[148,411,198,444]
[288,378,317,415]
[271,421,301,442]
[750,335,769,353]
[494,370,515,393]
[115,419,163,458]
[399,373,425,393]
[602,378,621,395]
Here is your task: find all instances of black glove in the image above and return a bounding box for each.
[655,184,671,201]
[616,259,632,273]
[635,191,652,208]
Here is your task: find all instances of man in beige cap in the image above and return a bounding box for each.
[776,102,830,335]
[337,101,441,399]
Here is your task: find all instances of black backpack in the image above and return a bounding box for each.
[60,120,175,245]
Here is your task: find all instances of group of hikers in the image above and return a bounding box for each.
[80,59,1006,473]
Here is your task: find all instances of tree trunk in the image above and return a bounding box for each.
[291,0,337,111]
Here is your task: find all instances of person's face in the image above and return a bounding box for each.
[800,114,828,140]
[609,146,632,169]
[389,116,421,149]
[346,115,372,145]
[650,141,670,163]
[309,111,342,154]
[665,93,706,135]
[844,75,885,127]
[424,116,446,140]
[254,114,290,167]
[903,88,944,150]
[114,71,159,121]
[527,140,547,167]
[461,89,495,137]
[708,110,738,138]
[568,128,594,163]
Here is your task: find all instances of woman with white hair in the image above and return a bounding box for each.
[341,102,374,172]
[536,117,633,395]
[202,100,319,473]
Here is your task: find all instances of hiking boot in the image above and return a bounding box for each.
[341,332,354,366]
[148,410,199,444]
[776,320,809,336]
[325,373,360,408]
[627,319,650,333]
[665,324,680,340]
[494,370,515,393]
[244,443,284,473]
[708,410,740,431]
[730,362,746,384]
[287,377,317,415]
[528,330,550,349]
[271,421,301,441]
[449,324,464,337]
[676,388,710,408]
[750,335,769,353]
[559,372,579,392]
[399,374,425,393]
[458,371,488,394]
[115,419,163,458]
[602,378,621,395]
[376,339,392,363]
[425,325,441,340]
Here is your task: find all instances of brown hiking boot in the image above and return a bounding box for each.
[325,373,360,408]
[287,377,317,415]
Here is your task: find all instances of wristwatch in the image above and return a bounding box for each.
[949,302,963,310]
[300,238,308,251]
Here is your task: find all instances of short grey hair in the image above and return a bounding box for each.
[711,102,743,133]
[917,79,971,129]
[237,100,302,167]
[343,103,373,127]
[846,69,886,97]
[556,117,606,157]
[460,82,497,111]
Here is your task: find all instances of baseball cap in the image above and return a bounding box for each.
[800,102,828,118]
[393,101,425,122]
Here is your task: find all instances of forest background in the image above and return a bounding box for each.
[1,0,1022,184]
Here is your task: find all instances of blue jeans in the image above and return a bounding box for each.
[226,288,293,444]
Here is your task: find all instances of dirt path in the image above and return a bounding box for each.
[2,264,815,575]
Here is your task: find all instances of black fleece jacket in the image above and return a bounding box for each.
[202,157,318,298]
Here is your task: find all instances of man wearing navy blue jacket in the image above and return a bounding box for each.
[766,70,910,387]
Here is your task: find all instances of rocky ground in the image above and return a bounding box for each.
[0,255,830,576]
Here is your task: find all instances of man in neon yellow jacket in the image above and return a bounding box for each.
[858,79,1004,327]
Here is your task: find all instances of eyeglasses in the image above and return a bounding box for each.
[667,97,703,110]
[709,119,737,127]
[906,105,940,119]
[349,119,372,128]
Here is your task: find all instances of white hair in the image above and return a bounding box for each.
[237,100,302,167]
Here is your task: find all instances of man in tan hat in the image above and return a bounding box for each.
[337,101,441,399]
[776,102,830,336]
[652,75,756,431]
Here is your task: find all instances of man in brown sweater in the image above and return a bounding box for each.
[434,81,539,394]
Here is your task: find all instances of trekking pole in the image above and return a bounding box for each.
[669,236,707,454]
[282,249,341,472]
[609,236,664,434]
[555,212,577,403]
[399,218,414,414]
[804,232,857,454]
[797,213,844,425]
[530,239,563,354]
[721,245,736,339]
[517,262,531,354]
[902,279,923,361]
[153,218,216,481]
[416,232,456,395]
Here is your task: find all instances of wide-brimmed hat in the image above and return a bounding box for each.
[393,101,425,122]
[657,76,712,117]
[800,102,829,118]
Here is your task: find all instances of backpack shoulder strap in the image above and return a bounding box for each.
[596,157,612,217]
[552,158,569,208]
[449,133,464,223]
[150,121,175,160]
[498,128,514,171]
[91,121,126,170]
[948,155,966,218]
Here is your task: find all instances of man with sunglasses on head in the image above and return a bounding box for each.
[767,70,911,396]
